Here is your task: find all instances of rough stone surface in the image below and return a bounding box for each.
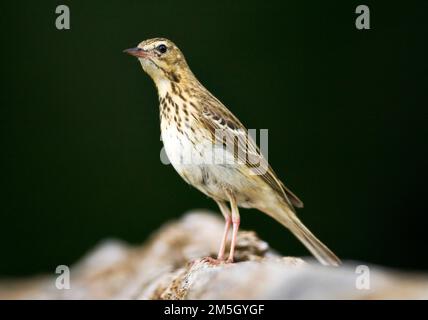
[1,211,428,299]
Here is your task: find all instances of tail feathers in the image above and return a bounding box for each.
[267,206,341,266]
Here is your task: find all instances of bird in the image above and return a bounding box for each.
[124,38,341,266]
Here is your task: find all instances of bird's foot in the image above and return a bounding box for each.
[199,256,226,266]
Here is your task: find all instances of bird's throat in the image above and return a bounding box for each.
[156,79,173,98]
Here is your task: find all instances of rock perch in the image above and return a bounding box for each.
[1,211,427,299]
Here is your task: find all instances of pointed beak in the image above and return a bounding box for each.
[123,47,149,58]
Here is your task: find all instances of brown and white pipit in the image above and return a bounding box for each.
[124,38,341,266]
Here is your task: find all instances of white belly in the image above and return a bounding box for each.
[161,124,258,203]
[161,125,211,173]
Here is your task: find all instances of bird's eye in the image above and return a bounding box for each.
[157,44,167,54]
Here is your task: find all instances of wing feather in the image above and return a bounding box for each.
[198,101,303,209]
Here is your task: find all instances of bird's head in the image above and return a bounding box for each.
[124,38,189,84]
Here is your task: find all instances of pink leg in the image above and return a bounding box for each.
[216,201,231,260]
[227,217,240,263]
[225,191,240,263]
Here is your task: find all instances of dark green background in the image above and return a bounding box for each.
[1,1,427,276]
